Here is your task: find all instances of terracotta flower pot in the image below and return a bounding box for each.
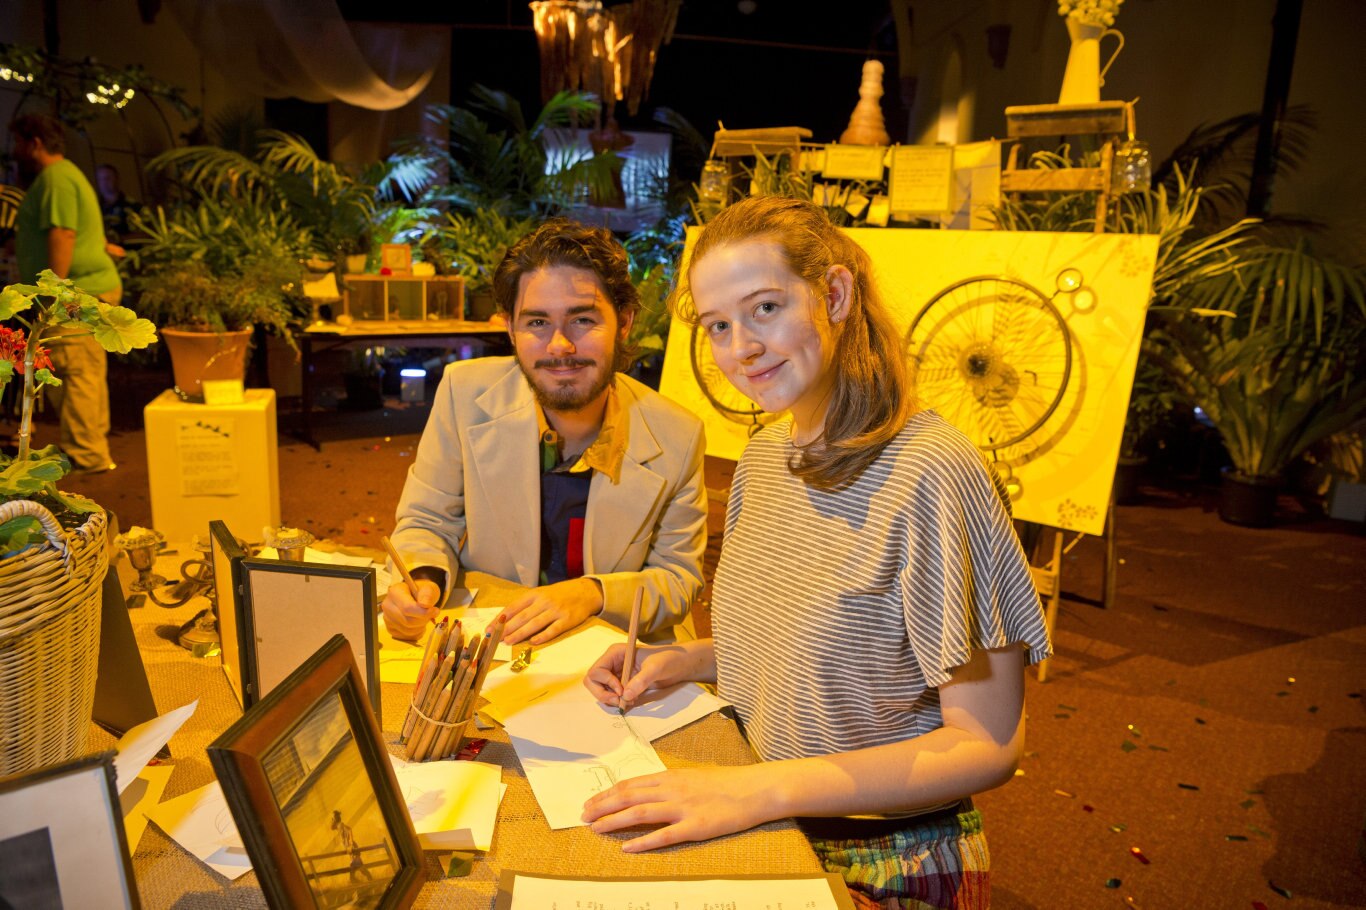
[160,327,253,402]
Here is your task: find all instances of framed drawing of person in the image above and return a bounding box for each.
[208,636,422,910]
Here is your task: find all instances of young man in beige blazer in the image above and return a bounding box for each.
[383,220,707,646]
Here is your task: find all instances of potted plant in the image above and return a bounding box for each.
[1150,245,1366,526]
[127,197,306,400]
[0,270,156,773]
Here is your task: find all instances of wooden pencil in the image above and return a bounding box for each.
[409,679,454,761]
[457,621,504,726]
[619,588,643,714]
[410,652,456,749]
[400,648,441,742]
[381,534,421,596]
[432,655,475,759]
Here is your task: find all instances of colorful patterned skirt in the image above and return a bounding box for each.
[801,803,989,910]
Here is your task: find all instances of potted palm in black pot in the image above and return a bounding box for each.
[1150,245,1366,526]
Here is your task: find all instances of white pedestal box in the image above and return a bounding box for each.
[143,389,281,542]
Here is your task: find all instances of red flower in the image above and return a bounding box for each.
[0,326,52,375]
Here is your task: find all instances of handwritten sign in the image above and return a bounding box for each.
[176,418,239,496]
[889,145,954,214]
[822,144,887,181]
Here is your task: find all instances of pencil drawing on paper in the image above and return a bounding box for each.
[583,755,658,794]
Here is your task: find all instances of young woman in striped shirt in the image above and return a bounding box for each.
[583,195,1051,909]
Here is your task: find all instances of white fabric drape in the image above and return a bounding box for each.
[167,0,446,111]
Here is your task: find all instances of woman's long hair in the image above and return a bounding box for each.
[676,196,917,488]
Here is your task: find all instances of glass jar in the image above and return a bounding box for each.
[1112,140,1151,193]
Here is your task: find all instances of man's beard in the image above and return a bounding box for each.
[517,354,616,413]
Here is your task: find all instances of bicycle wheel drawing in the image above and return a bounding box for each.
[689,323,782,436]
[906,276,1073,458]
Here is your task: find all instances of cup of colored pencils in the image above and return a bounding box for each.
[399,615,505,762]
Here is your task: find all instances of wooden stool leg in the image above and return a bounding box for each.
[1102,499,1117,610]
[1034,529,1065,683]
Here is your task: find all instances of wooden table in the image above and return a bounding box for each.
[118,561,823,908]
[294,321,511,450]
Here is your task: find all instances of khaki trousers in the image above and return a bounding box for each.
[44,286,121,469]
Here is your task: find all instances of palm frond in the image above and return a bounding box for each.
[147,144,266,197]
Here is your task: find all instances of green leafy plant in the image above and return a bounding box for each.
[1150,243,1366,481]
[129,258,302,344]
[0,272,157,555]
[622,214,689,366]
[422,208,537,295]
[145,129,374,263]
[126,194,306,349]
[398,85,613,219]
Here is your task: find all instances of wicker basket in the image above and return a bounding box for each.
[0,500,108,776]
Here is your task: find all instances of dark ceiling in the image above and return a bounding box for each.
[336,1,898,54]
[335,2,904,146]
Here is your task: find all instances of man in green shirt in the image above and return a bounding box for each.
[9,113,122,473]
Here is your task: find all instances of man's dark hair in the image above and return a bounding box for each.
[492,218,639,371]
[8,113,66,155]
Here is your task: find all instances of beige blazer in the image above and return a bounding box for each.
[392,357,708,639]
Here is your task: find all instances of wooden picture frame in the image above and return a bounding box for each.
[379,244,412,274]
[0,752,140,909]
[210,519,251,709]
[240,557,380,722]
[209,636,422,910]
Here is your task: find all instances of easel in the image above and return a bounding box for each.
[997,100,1133,679]
[1030,490,1119,683]
[1000,101,1134,232]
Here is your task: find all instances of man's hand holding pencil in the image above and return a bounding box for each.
[381,535,442,640]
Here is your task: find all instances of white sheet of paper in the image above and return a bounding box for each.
[377,594,516,685]
[481,624,728,741]
[508,874,841,909]
[144,782,253,880]
[112,700,197,794]
[176,418,240,496]
[120,763,174,853]
[389,756,503,851]
[256,545,376,567]
[500,663,675,831]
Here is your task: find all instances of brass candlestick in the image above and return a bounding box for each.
[263,526,315,561]
[113,527,167,592]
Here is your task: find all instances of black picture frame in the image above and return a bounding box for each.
[208,635,422,910]
[238,556,380,722]
[0,752,141,909]
[209,519,251,709]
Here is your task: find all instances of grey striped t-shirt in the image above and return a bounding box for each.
[712,410,1051,763]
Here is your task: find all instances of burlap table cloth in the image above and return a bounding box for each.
[105,557,822,909]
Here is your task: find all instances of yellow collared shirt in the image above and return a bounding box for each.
[535,384,627,484]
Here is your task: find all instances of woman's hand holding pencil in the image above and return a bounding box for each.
[583,591,718,710]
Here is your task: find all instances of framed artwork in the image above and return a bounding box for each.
[379,244,412,274]
[0,752,140,909]
[209,635,422,910]
[240,557,380,721]
[210,519,251,709]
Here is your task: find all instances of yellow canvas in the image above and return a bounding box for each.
[659,227,1159,535]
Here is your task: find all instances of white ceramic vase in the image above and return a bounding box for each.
[1058,18,1125,105]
